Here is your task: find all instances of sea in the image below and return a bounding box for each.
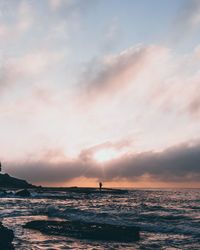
[0,189,199,250]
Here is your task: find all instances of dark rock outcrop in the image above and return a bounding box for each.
[0,222,14,249]
[0,173,34,188]
[24,220,140,242]
[15,189,31,197]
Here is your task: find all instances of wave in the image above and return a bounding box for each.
[43,205,200,237]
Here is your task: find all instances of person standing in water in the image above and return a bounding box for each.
[99,182,103,191]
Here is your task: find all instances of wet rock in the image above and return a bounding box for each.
[24,220,140,242]
[0,222,14,249]
[15,189,31,197]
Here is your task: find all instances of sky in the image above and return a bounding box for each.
[0,0,200,187]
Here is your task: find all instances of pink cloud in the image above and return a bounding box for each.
[80,45,169,99]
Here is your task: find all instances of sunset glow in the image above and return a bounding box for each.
[93,148,119,163]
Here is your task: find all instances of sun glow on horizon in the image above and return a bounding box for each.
[93,148,119,163]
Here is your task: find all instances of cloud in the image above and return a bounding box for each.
[80,45,169,98]
[49,0,75,11]
[8,49,64,77]
[180,0,200,29]
[50,0,63,10]
[189,96,200,116]
[104,141,200,183]
[79,43,200,120]
[101,17,121,52]
[0,0,93,96]
[0,23,9,38]
[0,1,33,42]
[79,138,134,162]
[17,0,33,31]
[0,48,65,96]
[171,0,200,41]
[5,140,200,186]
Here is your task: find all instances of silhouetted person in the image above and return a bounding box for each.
[99,182,103,191]
[0,162,1,172]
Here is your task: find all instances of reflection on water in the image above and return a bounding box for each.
[1,189,200,249]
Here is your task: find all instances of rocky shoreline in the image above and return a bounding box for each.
[0,173,139,247]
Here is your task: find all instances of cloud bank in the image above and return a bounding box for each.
[5,141,200,186]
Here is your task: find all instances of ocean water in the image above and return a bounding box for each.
[0,189,199,249]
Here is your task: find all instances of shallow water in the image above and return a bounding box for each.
[0,189,200,249]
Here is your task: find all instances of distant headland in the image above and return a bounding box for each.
[0,173,35,189]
